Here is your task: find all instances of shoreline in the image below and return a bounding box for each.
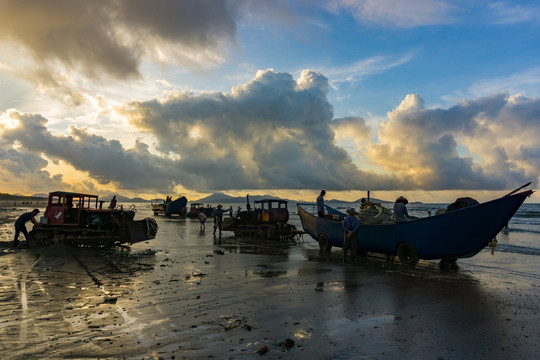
[0,200,48,208]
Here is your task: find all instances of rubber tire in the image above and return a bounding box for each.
[397,242,419,266]
[318,234,332,252]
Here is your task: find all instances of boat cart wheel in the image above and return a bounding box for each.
[397,242,419,266]
[318,234,332,252]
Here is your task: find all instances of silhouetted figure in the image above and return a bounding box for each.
[317,190,326,217]
[14,209,40,247]
[108,196,117,209]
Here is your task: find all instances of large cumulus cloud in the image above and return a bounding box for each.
[1,70,539,195]
[0,70,402,194]
[119,69,401,191]
[366,93,533,190]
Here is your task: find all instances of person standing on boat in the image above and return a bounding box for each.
[108,195,117,209]
[317,190,326,217]
[342,208,360,262]
[393,196,409,223]
[13,208,40,247]
[213,204,230,236]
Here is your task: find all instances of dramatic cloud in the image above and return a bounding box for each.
[0,70,402,194]
[1,70,539,196]
[366,93,534,190]
[119,69,401,191]
[0,0,237,78]
[0,0,244,105]
[0,138,66,194]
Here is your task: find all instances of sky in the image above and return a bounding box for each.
[1,0,540,203]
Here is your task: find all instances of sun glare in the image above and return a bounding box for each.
[0,112,19,129]
[189,126,202,139]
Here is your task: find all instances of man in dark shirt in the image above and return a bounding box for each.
[14,208,40,247]
[317,190,326,217]
[342,208,360,262]
[213,204,230,236]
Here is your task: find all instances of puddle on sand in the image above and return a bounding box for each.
[297,268,332,276]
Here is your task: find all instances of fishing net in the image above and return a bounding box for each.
[356,203,394,224]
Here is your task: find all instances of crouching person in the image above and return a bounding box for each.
[342,208,360,262]
[14,208,40,247]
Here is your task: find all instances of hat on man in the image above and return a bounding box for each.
[395,196,408,204]
[217,204,223,209]
[346,208,357,216]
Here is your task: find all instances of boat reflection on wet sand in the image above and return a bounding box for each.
[0,202,538,359]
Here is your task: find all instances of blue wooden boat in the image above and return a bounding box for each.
[297,188,533,266]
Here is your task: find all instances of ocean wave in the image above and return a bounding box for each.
[492,243,540,256]
[505,227,540,234]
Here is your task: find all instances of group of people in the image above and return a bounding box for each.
[194,204,233,236]
[316,189,411,262]
[12,190,412,252]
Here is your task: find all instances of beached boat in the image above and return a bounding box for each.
[151,196,188,217]
[29,191,158,247]
[297,188,533,266]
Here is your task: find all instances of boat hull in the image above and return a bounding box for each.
[297,190,532,261]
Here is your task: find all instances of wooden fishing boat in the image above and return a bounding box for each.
[297,187,533,266]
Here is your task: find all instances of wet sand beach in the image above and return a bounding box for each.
[0,204,538,359]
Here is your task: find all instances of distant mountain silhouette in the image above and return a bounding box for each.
[192,193,395,205]
[192,193,290,204]
[1,190,399,205]
[0,193,46,201]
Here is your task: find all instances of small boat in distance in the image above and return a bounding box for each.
[297,185,534,266]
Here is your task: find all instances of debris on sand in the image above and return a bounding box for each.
[103,296,117,304]
[255,345,269,355]
[218,315,251,331]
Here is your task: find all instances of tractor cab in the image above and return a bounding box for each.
[253,199,289,224]
[43,191,111,226]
